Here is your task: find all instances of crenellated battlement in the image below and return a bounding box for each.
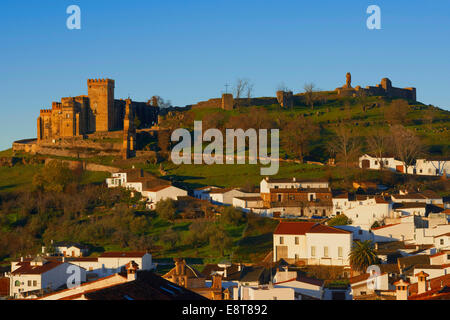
[87,78,115,86]
[52,102,62,110]
[40,109,52,114]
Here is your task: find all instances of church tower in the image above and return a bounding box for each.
[122,98,136,159]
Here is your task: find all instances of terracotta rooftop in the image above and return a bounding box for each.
[99,252,148,258]
[11,261,63,275]
[83,271,207,300]
[269,188,331,194]
[274,221,350,235]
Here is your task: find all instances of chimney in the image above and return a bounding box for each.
[416,271,429,294]
[20,257,24,262]
[374,242,379,250]
[293,177,296,182]
[126,261,139,282]
[238,263,242,272]
[394,279,410,300]
[223,266,227,279]
[212,273,223,290]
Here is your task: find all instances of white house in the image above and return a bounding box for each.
[193,186,218,200]
[232,196,264,212]
[143,185,188,210]
[208,188,259,206]
[273,268,324,300]
[372,216,415,242]
[42,241,89,257]
[349,272,391,298]
[273,221,353,266]
[339,196,391,229]
[434,233,450,250]
[106,169,187,209]
[7,256,86,299]
[359,154,450,178]
[260,177,329,194]
[235,285,295,300]
[359,154,403,172]
[392,203,427,217]
[408,159,450,177]
[67,251,154,279]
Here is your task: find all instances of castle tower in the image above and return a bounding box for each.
[87,78,115,132]
[122,98,136,159]
[221,93,234,110]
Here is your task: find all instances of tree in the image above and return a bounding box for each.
[327,124,362,169]
[281,115,319,163]
[384,99,410,125]
[390,125,423,176]
[234,78,252,109]
[221,207,246,226]
[157,129,171,155]
[209,226,233,256]
[303,83,317,109]
[366,128,389,171]
[155,198,177,221]
[327,214,352,226]
[161,228,180,249]
[152,96,172,108]
[349,240,379,273]
[32,160,79,193]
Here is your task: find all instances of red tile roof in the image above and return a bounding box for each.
[408,274,450,296]
[11,261,63,275]
[274,275,324,287]
[145,185,172,192]
[274,221,350,235]
[372,223,401,230]
[99,252,148,258]
[349,272,387,285]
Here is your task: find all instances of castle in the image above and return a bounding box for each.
[335,72,416,101]
[37,79,159,141]
[36,79,159,158]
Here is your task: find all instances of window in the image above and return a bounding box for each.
[279,237,284,245]
[375,161,378,165]
[311,246,316,257]
[27,280,31,286]
[295,237,299,245]
[338,247,343,258]
[440,239,445,245]
[15,280,21,287]
[361,291,367,296]
[33,281,37,287]
[358,230,362,235]
[277,195,282,202]
[324,246,329,257]
[295,254,299,261]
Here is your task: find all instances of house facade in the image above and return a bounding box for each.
[273,221,352,266]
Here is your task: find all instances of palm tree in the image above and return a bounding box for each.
[349,240,378,273]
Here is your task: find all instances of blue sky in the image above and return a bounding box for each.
[0,0,449,150]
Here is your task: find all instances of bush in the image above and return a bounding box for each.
[155,199,177,221]
[327,214,351,226]
[221,207,247,226]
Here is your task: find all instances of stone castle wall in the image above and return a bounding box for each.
[37,79,159,143]
[336,74,416,101]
